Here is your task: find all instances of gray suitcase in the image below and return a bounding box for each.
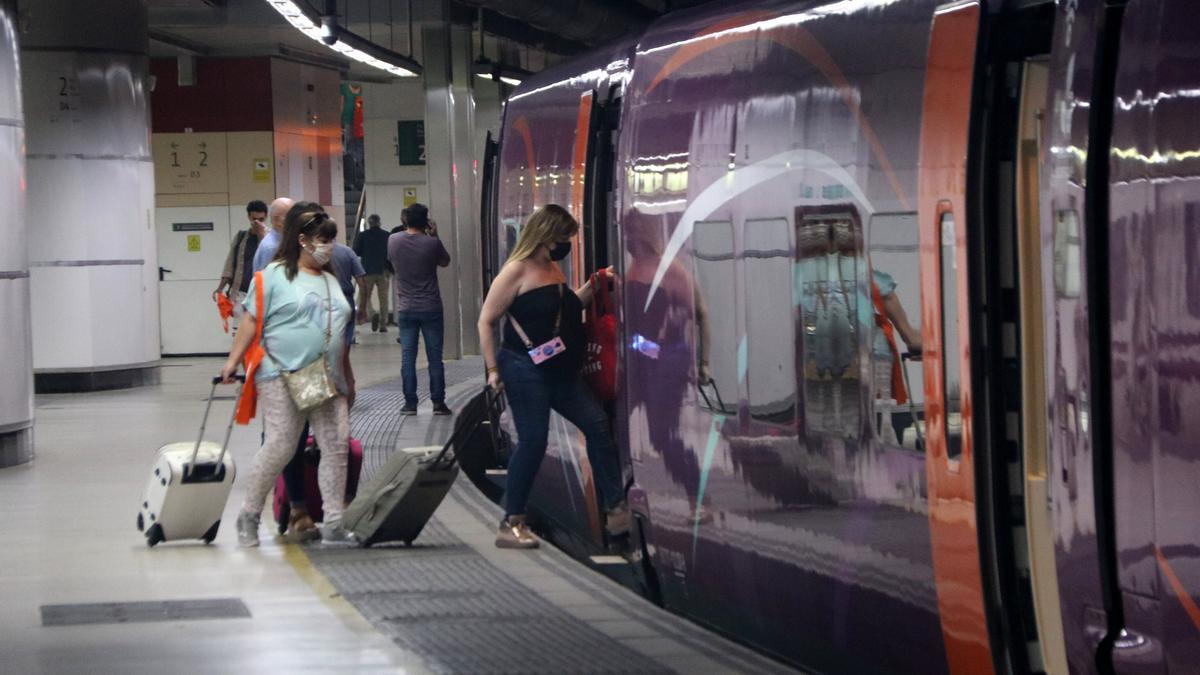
[343,387,503,547]
[342,445,458,547]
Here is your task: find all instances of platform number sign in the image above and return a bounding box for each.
[397,120,426,165]
[49,73,82,126]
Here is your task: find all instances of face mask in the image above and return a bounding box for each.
[549,241,572,261]
[308,242,334,265]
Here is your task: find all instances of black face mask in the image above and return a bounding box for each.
[549,241,572,261]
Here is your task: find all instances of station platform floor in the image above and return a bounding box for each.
[0,332,799,674]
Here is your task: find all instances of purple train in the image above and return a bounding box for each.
[474,1,1200,673]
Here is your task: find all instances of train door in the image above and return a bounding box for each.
[1014,57,1071,675]
[968,3,1070,674]
[480,130,500,292]
[916,3,994,673]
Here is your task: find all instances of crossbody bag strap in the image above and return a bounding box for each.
[257,270,283,369]
[506,283,563,349]
[322,273,333,352]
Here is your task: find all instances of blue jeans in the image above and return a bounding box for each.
[397,310,445,406]
[497,348,624,518]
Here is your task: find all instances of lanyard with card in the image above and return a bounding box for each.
[508,284,566,365]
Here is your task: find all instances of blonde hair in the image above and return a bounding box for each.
[507,204,579,263]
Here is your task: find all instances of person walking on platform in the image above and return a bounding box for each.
[387,203,452,416]
[249,196,319,543]
[330,233,364,396]
[354,214,391,333]
[213,200,267,328]
[252,197,295,271]
[476,204,629,549]
[220,205,356,547]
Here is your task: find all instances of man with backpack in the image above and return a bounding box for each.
[214,200,268,327]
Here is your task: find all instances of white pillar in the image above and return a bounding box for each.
[450,23,480,356]
[0,0,33,467]
[421,2,482,359]
[22,0,160,391]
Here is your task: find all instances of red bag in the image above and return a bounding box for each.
[583,271,617,402]
[273,436,363,531]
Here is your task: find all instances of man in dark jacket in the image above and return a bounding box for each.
[353,214,392,332]
[214,200,267,328]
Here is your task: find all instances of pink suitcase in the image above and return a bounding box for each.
[272,436,363,532]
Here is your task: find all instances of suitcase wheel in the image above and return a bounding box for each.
[202,521,220,544]
[145,524,165,547]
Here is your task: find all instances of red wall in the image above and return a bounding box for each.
[150,57,274,132]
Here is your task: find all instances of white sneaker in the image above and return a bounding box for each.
[236,512,261,548]
[320,520,359,547]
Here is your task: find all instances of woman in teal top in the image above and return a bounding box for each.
[220,204,355,547]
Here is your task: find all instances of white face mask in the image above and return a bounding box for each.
[307,241,334,265]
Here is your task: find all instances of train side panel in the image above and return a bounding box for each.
[618,2,951,672]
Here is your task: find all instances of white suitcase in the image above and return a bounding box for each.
[137,377,240,546]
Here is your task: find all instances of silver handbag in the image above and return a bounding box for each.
[265,274,338,413]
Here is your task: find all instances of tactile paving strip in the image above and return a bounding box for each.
[313,361,672,674]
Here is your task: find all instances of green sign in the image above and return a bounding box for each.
[397,120,425,165]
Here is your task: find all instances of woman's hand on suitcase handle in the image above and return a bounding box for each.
[218,362,242,384]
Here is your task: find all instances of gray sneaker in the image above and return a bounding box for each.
[320,520,359,547]
[236,511,261,548]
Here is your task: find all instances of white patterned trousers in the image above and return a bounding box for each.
[240,377,350,523]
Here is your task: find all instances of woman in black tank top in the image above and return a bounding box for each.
[477,205,629,549]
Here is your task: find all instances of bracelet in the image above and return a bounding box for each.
[486,366,499,375]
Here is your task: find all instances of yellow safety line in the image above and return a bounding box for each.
[281,543,381,636]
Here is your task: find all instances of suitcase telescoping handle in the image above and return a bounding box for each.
[186,375,246,478]
[430,385,506,471]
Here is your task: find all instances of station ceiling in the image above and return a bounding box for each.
[147,0,710,81]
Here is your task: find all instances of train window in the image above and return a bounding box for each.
[796,207,864,439]
[693,220,737,414]
[940,211,963,458]
[1052,209,1081,298]
[744,218,796,423]
[867,212,925,450]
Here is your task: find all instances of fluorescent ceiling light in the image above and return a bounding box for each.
[265,0,419,77]
[473,58,529,88]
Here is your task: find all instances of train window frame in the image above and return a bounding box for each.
[742,217,798,425]
[692,219,737,416]
[939,209,964,460]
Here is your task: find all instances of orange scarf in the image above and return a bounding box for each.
[235,271,266,424]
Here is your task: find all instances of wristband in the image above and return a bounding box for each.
[486,366,499,375]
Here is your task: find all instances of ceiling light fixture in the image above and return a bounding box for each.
[473,58,530,88]
[265,0,420,77]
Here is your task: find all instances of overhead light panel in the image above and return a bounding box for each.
[265,0,420,78]
[473,58,529,88]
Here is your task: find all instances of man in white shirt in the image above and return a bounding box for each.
[252,197,295,271]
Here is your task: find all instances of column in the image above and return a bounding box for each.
[22,0,160,392]
[449,22,480,355]
[421,1,483,359]
[0,0,32,467]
